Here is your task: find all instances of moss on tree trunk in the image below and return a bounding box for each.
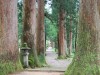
[65,0,100,75]
[36,0,47,66]
[65,23,100,75]
[23,0,41,67]
[0,0,23,74]
[0,60,22,75]
[58,3,67,58]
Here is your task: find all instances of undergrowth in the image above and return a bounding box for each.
[0,60,22,75]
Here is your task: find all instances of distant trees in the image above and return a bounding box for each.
[18,0,23,40]
[68,16,73,56]
[0,0,22,75]
[51,0,78,57]
[1,0,100,75]
[65,0,100,75]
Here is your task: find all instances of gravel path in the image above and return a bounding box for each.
[9,71,64,75]
[46,51,72,70]
[9,49,72,75]
[32,50,72,71]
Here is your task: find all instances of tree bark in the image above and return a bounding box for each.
[36,0,45,55]
[0,0,22,74]
[36,0,46,65]
[58,8,67,58]
[23,0,40,67]
[68,17,73,56]
[65,0,100,75]
[97,0,100,65]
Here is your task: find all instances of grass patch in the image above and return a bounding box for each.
[38,54,47,67]
[57,55,67,59]
[0,60,22,75]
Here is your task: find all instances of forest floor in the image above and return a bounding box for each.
[9,47,72,75]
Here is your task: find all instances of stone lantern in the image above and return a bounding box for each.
[21,43,30,68]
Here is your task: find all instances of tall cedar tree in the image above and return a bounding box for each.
[68,16,73,56]
[65,0,100,75]
[97,0,100,65]
[58,0,67,58]
[23,0,41,67]
[36,0,46,64]
[0,0,22,75]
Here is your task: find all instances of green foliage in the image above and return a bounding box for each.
[57,55,67,59]
[52,0,79,19]
[38,54,47,67]
[28,54,47,68]
[51,0,79,52]
[65,53,100,75]
[66,15,78,51]
[0,61,22,75]
[45,18,58,41]
[18,1,23,39]
[29,55,35,68]
[20,51,36,68]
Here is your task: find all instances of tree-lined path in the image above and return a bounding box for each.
[9,48,72,75]
[1,0,100,75]
[31,49,72,71]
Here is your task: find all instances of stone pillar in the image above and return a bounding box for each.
[21,43,30,68]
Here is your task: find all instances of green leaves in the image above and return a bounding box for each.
[45,18,57,41]
[18,1,23,39]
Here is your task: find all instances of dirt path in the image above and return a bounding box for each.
[9,49,72,75]
[31,50,72,71]
[9,71,64,75]
[46,51,72,70]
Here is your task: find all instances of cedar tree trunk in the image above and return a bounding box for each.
[65,0,100,75]
[23,0,40,67]
[58,8,67,58]
[69,18,73,56]
[36,0,46,65]
[0,0,22,75]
